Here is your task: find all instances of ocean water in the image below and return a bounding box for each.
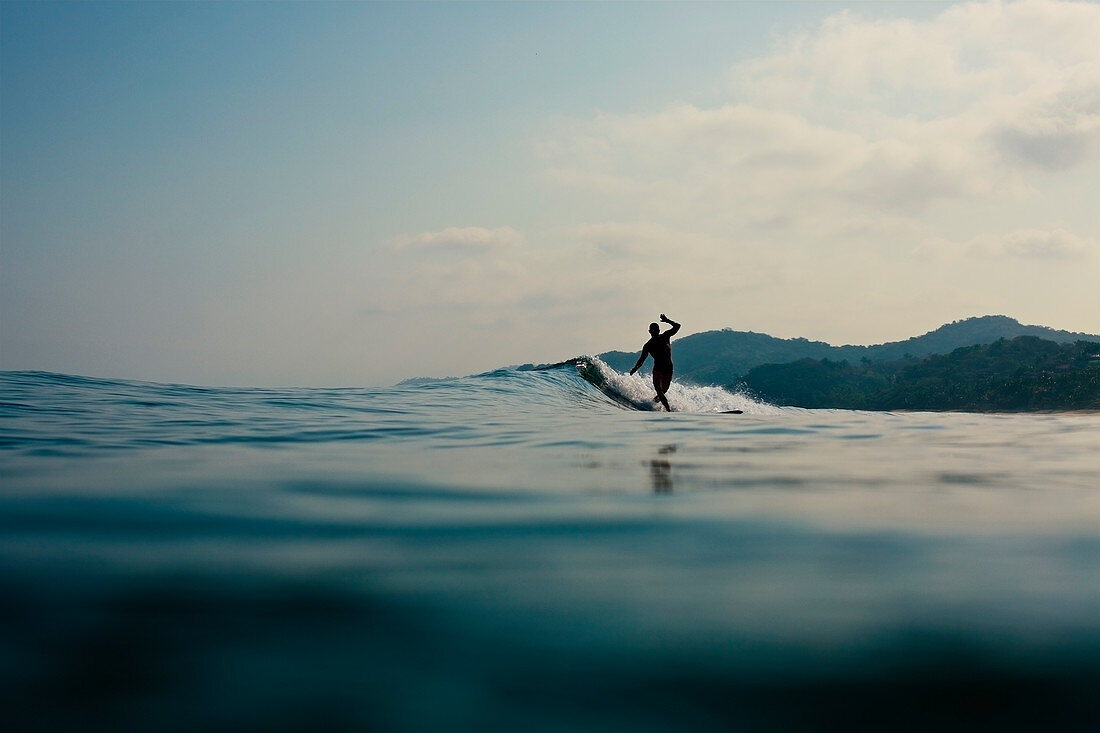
[1,360,1098,732]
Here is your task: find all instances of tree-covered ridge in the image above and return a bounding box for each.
[738,337,1100,411]
[599,315,1099,387]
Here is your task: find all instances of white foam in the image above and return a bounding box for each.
[587,357,779,415]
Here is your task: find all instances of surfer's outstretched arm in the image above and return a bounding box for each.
[660,314,680,337]
[629,346,649,375]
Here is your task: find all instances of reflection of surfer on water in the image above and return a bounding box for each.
[629,314,680,412]
[650,445,677,493]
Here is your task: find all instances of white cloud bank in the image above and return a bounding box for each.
[542,0,1098,239]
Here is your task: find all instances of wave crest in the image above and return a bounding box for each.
[563,356,776,414]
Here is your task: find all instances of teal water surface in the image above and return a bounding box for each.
[1,365,1098,731]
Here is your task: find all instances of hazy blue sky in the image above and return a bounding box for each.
[3,1,1098,386]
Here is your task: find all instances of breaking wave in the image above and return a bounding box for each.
[519,356,776,414]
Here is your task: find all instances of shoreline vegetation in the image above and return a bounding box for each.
[600,316,1100,412]
[737,337,1100,412]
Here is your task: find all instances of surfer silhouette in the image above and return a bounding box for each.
[629,314,680,411]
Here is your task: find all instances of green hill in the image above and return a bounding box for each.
[737,337,1100,411]
[600,315,1098,388]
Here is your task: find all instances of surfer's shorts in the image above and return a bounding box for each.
[652,370,672,394]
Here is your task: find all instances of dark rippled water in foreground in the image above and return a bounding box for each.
[1,363,1098,732]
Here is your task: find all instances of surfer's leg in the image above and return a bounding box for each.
[653,371,672,412]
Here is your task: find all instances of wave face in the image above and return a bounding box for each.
[0,357,770,419]
[0,360,772,455]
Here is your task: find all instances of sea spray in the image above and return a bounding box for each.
[573,356,778,414]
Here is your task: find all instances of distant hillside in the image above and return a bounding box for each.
[859,315,1098,362]
[600,316,1099,387]
[737,337,1100,411]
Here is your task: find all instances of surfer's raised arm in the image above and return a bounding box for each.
[660,314,680,337]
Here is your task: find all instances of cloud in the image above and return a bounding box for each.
[729,0,1099,114]
[390,226,524,253]
[540,0,1099,222]
[373,218,754,325]
[969,228,1097,259]
[916,226,1098,261]
[555,220,717,259]
[989,67,1100,170]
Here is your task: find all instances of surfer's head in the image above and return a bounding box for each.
[649,323,660,336]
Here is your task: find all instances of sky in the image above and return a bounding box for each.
[2,0,1098,386]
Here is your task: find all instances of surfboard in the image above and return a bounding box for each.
[721,410,744,414]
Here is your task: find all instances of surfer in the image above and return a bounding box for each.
[629,314,680,411]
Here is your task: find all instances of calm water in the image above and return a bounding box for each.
[1,362,1098,732]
